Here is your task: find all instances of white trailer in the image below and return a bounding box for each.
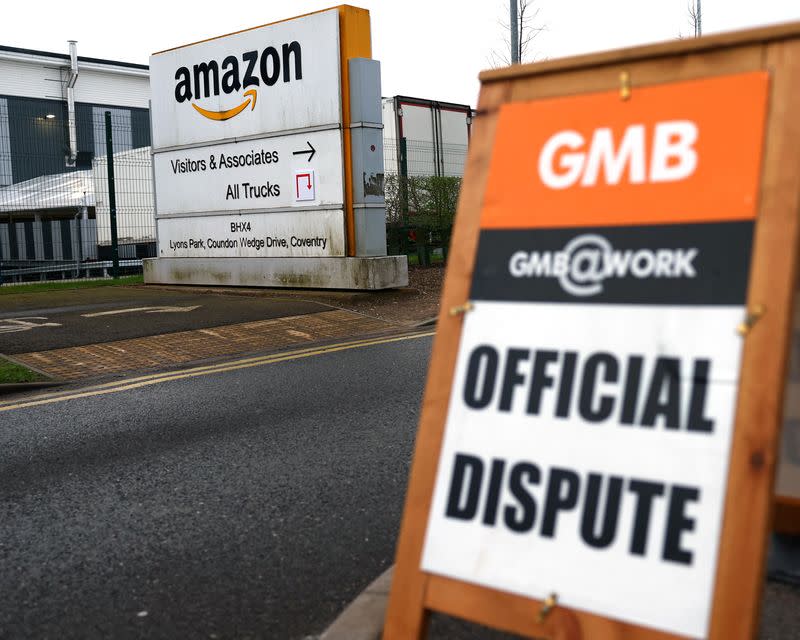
[382,96,473,177]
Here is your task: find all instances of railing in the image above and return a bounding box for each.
[0,108,154,284]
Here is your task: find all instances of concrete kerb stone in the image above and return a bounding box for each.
[0,381,65,395]
[2,353,53,378]
[414,317,438,328]
[317,565,394,640]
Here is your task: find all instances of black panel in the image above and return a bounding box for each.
[23,220,34,259]
[471,222,753,306]
[59,219,72,260]
[131,108,151,149]
[42,219,54,260]
[7,96,69,183]
[75,151,94,169]
[8,221,19,259]
[75,102,95,155]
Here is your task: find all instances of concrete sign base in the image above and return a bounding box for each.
[143,256,408,290]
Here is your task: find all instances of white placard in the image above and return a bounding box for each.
[421,301,744,639]
[156,210,345,258]
[150,10,341,150]
[294,169,316,202]
[153,130,342,215]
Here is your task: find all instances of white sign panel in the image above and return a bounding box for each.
[156,210,345,258]
[153,130,342,215]
[422,302,743,639]
[149,10,341,150]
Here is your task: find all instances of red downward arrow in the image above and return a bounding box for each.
[296,173,312,195]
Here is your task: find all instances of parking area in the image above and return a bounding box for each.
[0,286,328,354]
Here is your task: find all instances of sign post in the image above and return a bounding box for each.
[386,22,800,639]
[143,5,407,290]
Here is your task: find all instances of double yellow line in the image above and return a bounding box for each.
[0,331,435,414]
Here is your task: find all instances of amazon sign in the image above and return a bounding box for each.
[173,41,302,121]
[150,9,341,149]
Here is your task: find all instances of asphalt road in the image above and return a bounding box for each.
[0,335,431,639]
[0,334,797,639]
[0,287,325,354]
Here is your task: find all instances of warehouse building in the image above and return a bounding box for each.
[0,42,153,279]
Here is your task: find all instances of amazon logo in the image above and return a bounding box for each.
[174,41,302,121]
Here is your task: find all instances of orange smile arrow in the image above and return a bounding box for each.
[191,89,257,121]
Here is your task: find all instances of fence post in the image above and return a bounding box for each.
[399,137,409,256]
[74,209,83,279]
[104,111,119,279]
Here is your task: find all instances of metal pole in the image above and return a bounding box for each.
[104,111,119,279]
[399,137,409,256]
[510,0,519,64]
[697,0,702,36]
[75,209,83,279]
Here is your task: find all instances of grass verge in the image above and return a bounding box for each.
[0,275,143,295]
[0,356,46,384]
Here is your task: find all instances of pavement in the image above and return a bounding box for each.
[10,310,393,382]
[0,284,421,388]
[0,287,328,354]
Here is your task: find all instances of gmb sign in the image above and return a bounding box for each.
[149,9,341,150]
[420,73,769,638]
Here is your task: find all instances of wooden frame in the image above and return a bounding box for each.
[385,22,800,640]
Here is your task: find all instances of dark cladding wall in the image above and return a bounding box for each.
[1,95,151,184]
[6,96,68,184]
[131,109,151,150]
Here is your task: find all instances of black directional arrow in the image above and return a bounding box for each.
[292,140,316,162]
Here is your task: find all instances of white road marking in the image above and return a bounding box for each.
[81,305,201,318]
[0,318,62,334]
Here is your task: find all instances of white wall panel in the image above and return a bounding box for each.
[73,70,150,109]
[0,59,62,100]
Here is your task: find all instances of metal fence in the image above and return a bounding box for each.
[0,109,155,284]
[383,138,465,265]
[0,117,466,282]
[383,137,468,178]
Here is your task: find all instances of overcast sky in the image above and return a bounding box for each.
[2,1,799,106]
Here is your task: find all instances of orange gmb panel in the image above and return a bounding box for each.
[480,71,769,229]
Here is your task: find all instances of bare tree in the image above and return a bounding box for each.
[685,0,702,38]
[489,0,546,68]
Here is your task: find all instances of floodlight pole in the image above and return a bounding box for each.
[510,0,519,64]
[105,111,119,279]
[697,0,702,36]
